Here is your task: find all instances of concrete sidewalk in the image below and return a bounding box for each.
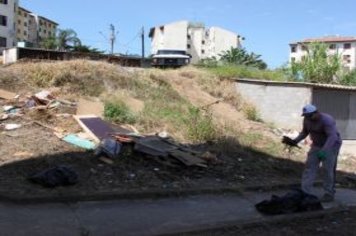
[0,188,356,236]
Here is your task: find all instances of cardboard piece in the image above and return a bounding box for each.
[0,89,16,100]
[63,134,96,150]
[76,98,104,117]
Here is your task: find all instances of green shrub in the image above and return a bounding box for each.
[104,101,136,124]
[186,107,217,142]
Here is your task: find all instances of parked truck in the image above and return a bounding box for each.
[151,49,191,68]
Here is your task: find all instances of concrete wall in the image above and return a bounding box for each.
[235,80,312,129]
[3,47,18,63]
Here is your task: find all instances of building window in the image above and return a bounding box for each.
[329,44,336,50]
[291,46,296,53]
[343,55,351,63]
[23,30,27,36]
[187,44,191,49]
[18,11,21,16]
[17,29,20,33]
[0,37,6,47]
[201,49,205,54]
[24,22,27,27]
[301,45,308,51]
[344,43,351,49]
[291,57,296,62]
[187,34,191,40]
[0,15,7,26]
[0,0,8,4]
[44,29,47,33]
[202,40,205,45]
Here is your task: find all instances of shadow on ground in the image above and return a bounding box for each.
[0,136,355,202]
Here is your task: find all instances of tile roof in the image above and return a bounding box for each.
[291,36,356,44]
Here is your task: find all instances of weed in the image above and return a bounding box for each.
[104,100,136,124]
[243,104,262,122]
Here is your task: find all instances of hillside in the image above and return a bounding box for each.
[0,60,354,199]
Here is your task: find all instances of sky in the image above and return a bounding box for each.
[21,0,356,68]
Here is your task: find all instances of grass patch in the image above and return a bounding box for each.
[205,65,287,81]
[104,100,136,124]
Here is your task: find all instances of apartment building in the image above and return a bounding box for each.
[149,20,243,64]
[0,0,18,53]
[17,6,57,47]
[289,36,356,71]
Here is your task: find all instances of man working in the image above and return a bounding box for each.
[285,104,342,202]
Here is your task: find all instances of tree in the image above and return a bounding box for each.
[40,36,57,50]
[39,28,82,51]
[219,47,267,69]
[56,28,81,51]
[71,45,104,54]
[291,42,341,83]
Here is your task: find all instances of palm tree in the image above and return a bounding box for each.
[56,29,81,51]
[219,47,267,69]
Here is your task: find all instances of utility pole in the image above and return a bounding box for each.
[109,24,116,55]
[141,26,145,66]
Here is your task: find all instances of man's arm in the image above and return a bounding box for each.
[294,119,309,144]
[322,118,339,151]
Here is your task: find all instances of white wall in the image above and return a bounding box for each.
[0,0,18,52]
[150,21,241,63]
[150,21,189,55]
[209,27,238,60]
[3,47,18,64]
[235,80,312,129]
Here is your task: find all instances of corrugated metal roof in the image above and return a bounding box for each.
[235,78,356,91]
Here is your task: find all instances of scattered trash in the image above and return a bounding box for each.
[0,89,17,100]
[95,138,122,159]
[255,189,323,215]
[3,105,15,112]
[1,123,22,131]
[99,156,114,165]
[28,166,78,188]
[63,134,97,150]
[0,114,9,121]
[13,151,34,158]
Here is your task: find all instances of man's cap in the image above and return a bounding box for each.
[302,104,317,116]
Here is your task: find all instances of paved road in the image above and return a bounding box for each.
[0,188,356,236]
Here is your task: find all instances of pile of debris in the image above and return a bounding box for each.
[0,88,216,169]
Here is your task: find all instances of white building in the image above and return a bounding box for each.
[289,36,356,71]
[149,20,243,64]
[0,0,18,53]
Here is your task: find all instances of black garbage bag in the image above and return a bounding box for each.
[28,166,78,188]
[255,189,323,215]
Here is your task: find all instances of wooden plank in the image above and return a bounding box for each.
[0,89,16,100]
[73,115,103,143]
[169,149,207,168]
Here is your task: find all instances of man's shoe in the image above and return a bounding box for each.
[320,194,334,202]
